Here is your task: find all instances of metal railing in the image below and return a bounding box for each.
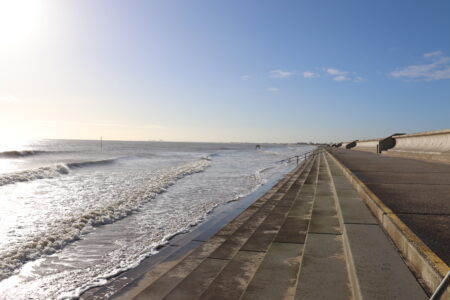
[430,270,450,300]
[277,148,323,165]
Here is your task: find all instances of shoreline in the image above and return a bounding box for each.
[80,164,297,299]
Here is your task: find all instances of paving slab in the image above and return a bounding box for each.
[240,227,280,252]
[326,157,378,225]
[308,195,341,235]
[345,223,428,300]
[335,187,360,197]
[274,216,309,244]
[209,232,253,260]
[295,233,352,300]
[198,251,265,300]
[214,207,259,236]
[242,242,304,300]
[132,236,227,300]
[133,257,206,300]
[288,200,313,218]
[335,194,378,224]
[162,258,228,300]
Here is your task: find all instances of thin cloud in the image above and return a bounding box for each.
[326,68,347,76]
[353,76,366,83]
[267,87,279,92]
[269,69,295,78]
[389,51,450,81]
[325,68,364,82]
[240,75,252,80]
[333,75,350,81]
[302,71,319,78]
[423,50,443,59]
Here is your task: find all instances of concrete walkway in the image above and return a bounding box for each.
[330,149,450,266]
[101,152,428,300]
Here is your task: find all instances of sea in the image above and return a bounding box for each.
[0,139,314,299]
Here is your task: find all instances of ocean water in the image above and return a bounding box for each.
[0,139,314,299]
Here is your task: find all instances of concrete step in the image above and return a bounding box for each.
[324,153,429,300]
[130,157,317,300]
[161,157,319,300]
[239,155,320,300]
[294,153,352,300]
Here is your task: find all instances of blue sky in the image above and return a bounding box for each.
[0,0,449,143]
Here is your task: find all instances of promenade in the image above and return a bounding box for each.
[87,150,446,300]
[330,149,450,266]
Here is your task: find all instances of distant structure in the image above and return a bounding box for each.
[255,145,261,150]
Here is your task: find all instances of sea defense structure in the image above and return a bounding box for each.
[352,138,382,153]
[345,140,357,149]
[339,129,450,163]
[387,129,450,163]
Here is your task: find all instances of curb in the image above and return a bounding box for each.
[326,151,450,298]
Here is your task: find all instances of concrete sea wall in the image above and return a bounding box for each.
[337,129,450,163]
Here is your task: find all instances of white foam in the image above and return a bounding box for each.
[0,157,211,281]
[0,164,70,186]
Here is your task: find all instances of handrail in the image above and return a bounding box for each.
[430,270,450,300]
[277,148,323,165]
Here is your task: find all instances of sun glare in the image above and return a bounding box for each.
[0,0,43,48]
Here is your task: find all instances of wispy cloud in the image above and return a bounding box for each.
[241,74,252,80]
[353,76,366,83]
[267,87,279,92]
[389,51,450,81]
[269,69,295,78]
[333,75,350,81]
[326,68,347,76]
[325,68,351,81]
[302,71,319,78]
[325,68,364,82]
[423,50,443,59]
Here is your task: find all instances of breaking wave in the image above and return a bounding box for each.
[0,159,117,187]
[66,158,117,169]
[0,150,58,158]
[257,149,281,155]
[0,157,211,281]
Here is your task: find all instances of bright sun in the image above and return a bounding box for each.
[0,0,44,48]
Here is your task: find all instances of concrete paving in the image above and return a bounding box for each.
[345,224,427,300]
[98,152,432,300]
[295,233,351,300]
[331,148,450,265]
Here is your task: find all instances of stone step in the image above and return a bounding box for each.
[131,156,317,300]
[160,157,319,300]
[324,154,428,300]
[238,155,320,300]
[294,153,352,300]
[108,160,311,300]
[294,233,351,300]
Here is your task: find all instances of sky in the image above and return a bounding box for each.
[0,0,449,143]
